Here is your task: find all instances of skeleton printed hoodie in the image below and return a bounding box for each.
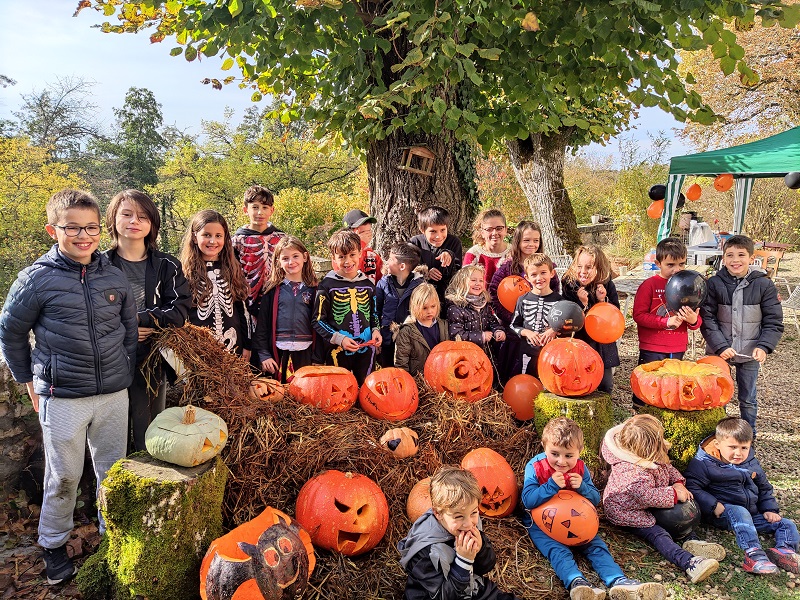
[312,270,379,349]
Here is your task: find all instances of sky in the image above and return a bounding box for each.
[0,0,692,162]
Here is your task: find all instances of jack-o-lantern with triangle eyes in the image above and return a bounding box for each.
[287,366,358,413]
[359,367,419,421]
[461,448,519,518]
[537,338,603,397]
[200,506,315,600]
[295,470,389,556]
[424,340,493,402]
[248,378,285,403]
[531,490,599,546]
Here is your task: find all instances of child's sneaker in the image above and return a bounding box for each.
[608,577,666,600]
[682,539,726,561]
[742,548,778,574]
[685,556,719,583]
[569,576,606,600]
[765,546,800,574]
[42,544,77,585]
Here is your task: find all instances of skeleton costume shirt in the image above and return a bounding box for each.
[189,261,249,355]
[232,224,285,328]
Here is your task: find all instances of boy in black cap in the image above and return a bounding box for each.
[343,208,383,285]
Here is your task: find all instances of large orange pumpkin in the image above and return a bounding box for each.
[248,377,285,403]
[461,448,519,518]
[295,470,389,556]
[537,338,603,397]
[288,366,358,413]
[406,477,433,523]
[531,490,599,546]
[502,374,542,420]
[358,367,419,421]
[497,275,532,312]
[200,506,315,600]
[424,340,493,402]
[630,359,734,411]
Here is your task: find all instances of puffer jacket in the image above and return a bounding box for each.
[600,423,685,528]
[375,272,425,344]
[684,435,779,518]
[445,300,503,348]
[700,266,783,363]
[0,245,138,398]
[394,318,449,376]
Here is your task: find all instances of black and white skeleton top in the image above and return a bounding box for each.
[510,290,562,336]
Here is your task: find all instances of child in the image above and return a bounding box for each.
[685,417,799,574]
[181,210,251,357]
[409,206,463,305]
[522,417,666,600]
[0,189,137,584]
[104,189,191,452]
[510,254,561,377]
[699,235,783,434]
[561,245,620,393]
[463,209,509,288]
[375,242,424,367]
[445,265,506,352]
[343,208,383,285]
[394,283,450,375]
[632,237,702,408]
[253,236,318,383]
[601,415,724,584]
[397,465,521,600]
[312,229,382,384]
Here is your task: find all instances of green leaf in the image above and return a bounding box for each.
[456,43,477,56]
[228,0,242,18]
[711,41,727,59]
[103,4,116,16]
[169,47,183,57]
[184,45,198,62]
[719,29,736,46]
[719,56,736,76]
[221,58,234,71]
[702,27,719,45]
[477,48,501,61]
[432,97,446,116]
[406,47,424,65]
[251,91,263,102]
[728,44,745,60]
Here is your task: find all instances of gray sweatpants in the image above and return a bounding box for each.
[38,390,128,549]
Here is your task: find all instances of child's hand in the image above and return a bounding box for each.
[428,267,443,281]
[551,472,567,488]
[521,329,539,346]
[577,287,589,307]
[482,331,494,343]
[763,511,781,523]
[26,382,39,412]
[494,330,506,342]
[341,338,361,352]
[437,251,453,268]
[242,349,251,362]
[567,473,583,489]
[713,502,725,517]
[539,328,556,345]
[262,358,279,374]
[673,483,692,502]
[371,330,383,347]
[138,326,155,342]
[752,348,767,363]
[719,348,736,360]
[455,528,480,561]
[595,284,607,302]
[677,306,699,325]
[666,315,683,329]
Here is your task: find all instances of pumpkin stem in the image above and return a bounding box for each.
[183,405,196,425]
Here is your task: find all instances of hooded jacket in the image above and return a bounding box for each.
[375,272,425,346]
[0,245,137,398]
[684,435,779,518]
[394,317,450,376]
[445,299,504,349]
[600,423,685,528]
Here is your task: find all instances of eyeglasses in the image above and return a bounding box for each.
[53,224,102,237]
[482,226,507,233]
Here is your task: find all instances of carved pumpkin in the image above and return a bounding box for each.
[697,355,733,386]
[531,490,599,546]
[497,275,532,312]
[144,405,227,467]
[288,366,358,413]
[358,367,419,421]
[502,374,542,420]
[461,448,519,518]
[537,338,603,397]
[630,359,734,411]
[423,340,493,402]
[200,506,315,600]
[379,427,419,458]
[249,378,285,403]
[406,478,433,523]
[584,303,625,344]
[295,470,389,556]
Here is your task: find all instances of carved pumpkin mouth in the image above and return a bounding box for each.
[336,530,370,553]
[481,486,511,514]
[276,558,302,589]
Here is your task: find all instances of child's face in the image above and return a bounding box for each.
[713,435,751,465]
[575,252,597,286]
[722,246,752,278]
[656,254,686,279]
[525,264,554,295]
[385,252,405,278]
[195,222,226,262]
[333,248,360,278]
[422,224,448,248]
[279,247,308,278]
[519,229,541,257]
[353,223,373,246]
[114,199,151,245]
[244,201,274,230]
[480,217,507,250]
[434,500,480,537]
[468,271,485,296]
[46,207,102,265]
[417,298,440,325]
[543,441,581,473]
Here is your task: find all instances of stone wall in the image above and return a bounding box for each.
[578,222,616,247]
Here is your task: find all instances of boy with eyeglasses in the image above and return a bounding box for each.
[0,189,137,585]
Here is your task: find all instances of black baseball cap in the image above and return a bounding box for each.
[343,209,377,228]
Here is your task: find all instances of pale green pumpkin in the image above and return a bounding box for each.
[145,405,228,467]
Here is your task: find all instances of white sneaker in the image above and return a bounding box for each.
[685,556,719,583]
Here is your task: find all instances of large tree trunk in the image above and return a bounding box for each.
[367,130,471,256]
[506,130,582,256]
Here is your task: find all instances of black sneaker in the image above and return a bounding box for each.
[43,544,77,584]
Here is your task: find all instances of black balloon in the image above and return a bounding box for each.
[676,192,686,209]
[665,270,708,311]
[546,300,585,334]
[652,499,701,540]
[786,172,800,190]
[648,184,666,201]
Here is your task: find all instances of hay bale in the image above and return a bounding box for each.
[639,405,726,470]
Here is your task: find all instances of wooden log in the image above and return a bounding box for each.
[639,405,726,470]
[77,453,227,600]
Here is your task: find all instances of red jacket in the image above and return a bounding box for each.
[633,274,701,353]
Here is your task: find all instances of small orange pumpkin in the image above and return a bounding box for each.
[531,490,599,546]
[248,377,285,402]
[502,374,542,420]
[424,340,493,402]
[359,367,419,421]
[288,366,358,413]
[537,338,603,397]
[379,427,419,458]
[406,477,433,523]
[630,358,734,411]
[461,448,519,518]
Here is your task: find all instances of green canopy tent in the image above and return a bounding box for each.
[658,126,800,241]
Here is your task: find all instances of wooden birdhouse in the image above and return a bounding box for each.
[397,146,436,176]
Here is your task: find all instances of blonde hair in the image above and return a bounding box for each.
[523,253,554,272]
[430,465,481,512]
[562,245,612,288]
[471,208,507,245]
[541,417,584,451]
[444,265,490,307]
[409,283,440,321]
[617,414,672,464]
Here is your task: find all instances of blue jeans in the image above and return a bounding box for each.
[733,360,760,435]
[628,524,694,570]
[712,504,799,552]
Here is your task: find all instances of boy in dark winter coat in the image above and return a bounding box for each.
[409,206,463,306]
[394,283,449,375]
[684,417,799,575]
[398,465,520,600]
[700,235,783,435]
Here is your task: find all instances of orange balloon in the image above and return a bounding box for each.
[502,374,543,420]
[584,303,626,344]
[714,173,734,192]
[646,199,664,219]
[686,184,702,201]
[530,490,599,546]
[497,275,532,312]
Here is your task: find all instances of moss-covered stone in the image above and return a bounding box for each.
[77,453,227,600]
[534,391,613,472]
[639,406,726,470]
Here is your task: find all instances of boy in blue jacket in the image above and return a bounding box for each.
[685,417,799,574]
[522,417,666,600]
[0,189,137,585]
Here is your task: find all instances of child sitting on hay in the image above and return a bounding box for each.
[397,465,521,600]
